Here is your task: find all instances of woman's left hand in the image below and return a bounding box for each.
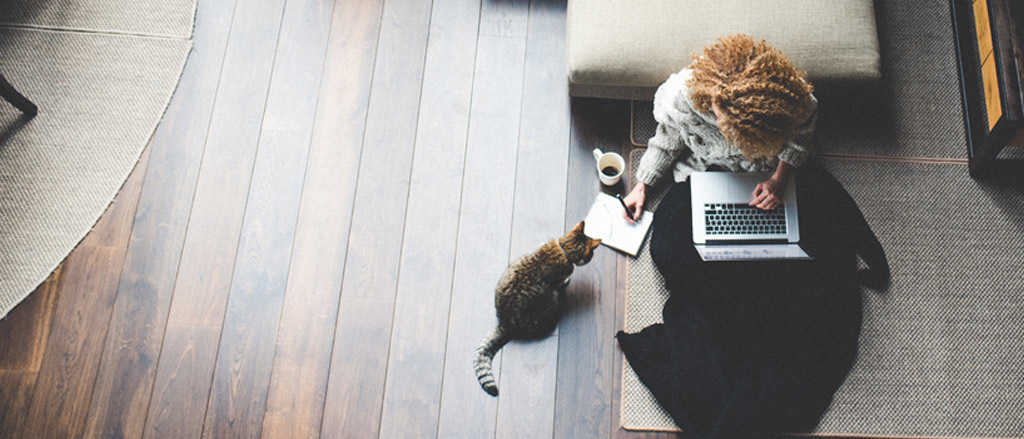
[750,177,785,210]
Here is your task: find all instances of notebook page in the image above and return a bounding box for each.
[583,193,654,257]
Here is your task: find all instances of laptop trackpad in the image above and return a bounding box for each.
[694,244,813,261]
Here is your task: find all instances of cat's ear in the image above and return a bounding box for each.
[588,238,602,250]
[571,221,585,234]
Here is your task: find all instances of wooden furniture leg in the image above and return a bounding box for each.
[0,74,38,117]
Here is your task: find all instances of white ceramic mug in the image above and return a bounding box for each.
[593,148,625,186]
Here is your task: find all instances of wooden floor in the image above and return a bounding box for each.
[0,0,677,437]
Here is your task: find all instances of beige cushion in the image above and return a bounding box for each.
[567,0,881,100]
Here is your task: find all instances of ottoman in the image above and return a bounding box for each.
[566,0,882,100]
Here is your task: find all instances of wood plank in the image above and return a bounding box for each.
[20,146,151,439]
[200,0,333,436]
[973,0,993,62]
[508,0,571,300]
[554,97,629,438]
[259,0,384,437]
[480,0,529,37]
[982,56,1002,131]
[435,21,527,439]
[494,0,571,436]
[0,266,62,371]
[319,0,434,435]
[0,260,63,436]
[495,339,558,439]
[143,0,289,436]
[162,0,287,329]
[142,326,220,439]
[376,0,481,436]
[23,246,126,438]
[612,242,630,439]
[333,0,433,303]
[0,370,37,435]
[81,0,238,436]
[0,268,61,436]
[318,298,394,439]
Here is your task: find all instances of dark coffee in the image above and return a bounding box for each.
[601,166,619,176]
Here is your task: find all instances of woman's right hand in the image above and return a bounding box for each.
[623,183,648,223]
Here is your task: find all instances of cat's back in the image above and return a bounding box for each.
[497,240,563,293]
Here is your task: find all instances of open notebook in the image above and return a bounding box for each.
[583,193,654,256]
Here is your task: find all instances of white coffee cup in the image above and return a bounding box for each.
[593,148,625,186]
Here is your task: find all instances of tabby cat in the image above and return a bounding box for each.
[474,221,601,396]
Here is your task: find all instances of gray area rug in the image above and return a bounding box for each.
[0,0,195,320]
[623,153,1024,437]
[631,0,971,161]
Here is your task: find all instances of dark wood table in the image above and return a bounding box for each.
[951,0,1023,177]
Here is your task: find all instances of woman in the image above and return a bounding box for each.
[623,34,817,221]
[617,35,889,438]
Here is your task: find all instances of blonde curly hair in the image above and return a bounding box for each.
[688,34,815,159]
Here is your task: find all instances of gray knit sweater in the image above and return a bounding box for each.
[636,68,818,187]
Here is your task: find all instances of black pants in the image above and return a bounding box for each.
[618,162,888,438]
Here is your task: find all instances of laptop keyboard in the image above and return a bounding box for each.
[704,203,787,235]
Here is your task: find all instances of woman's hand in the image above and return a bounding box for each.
[750,177,785,210]
[623,183,648,223]
[751,160,794,210]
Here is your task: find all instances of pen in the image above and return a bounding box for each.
[615,193,635,221]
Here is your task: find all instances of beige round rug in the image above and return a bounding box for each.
[0,0,195,319]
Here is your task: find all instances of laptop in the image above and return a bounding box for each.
[690,171,812,261]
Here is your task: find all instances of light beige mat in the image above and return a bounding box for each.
[621,149,674,431]
[0,0,196,38]
[0,0,194,320]
[623,150,1024,437]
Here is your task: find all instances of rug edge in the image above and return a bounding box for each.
[0,39,194,322]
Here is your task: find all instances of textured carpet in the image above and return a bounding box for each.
[0,0,194,320]
[623,152,1024,436]
[631,0,971,161]
[0,0,195,38]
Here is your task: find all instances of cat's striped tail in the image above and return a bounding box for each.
[474,326,510,396]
